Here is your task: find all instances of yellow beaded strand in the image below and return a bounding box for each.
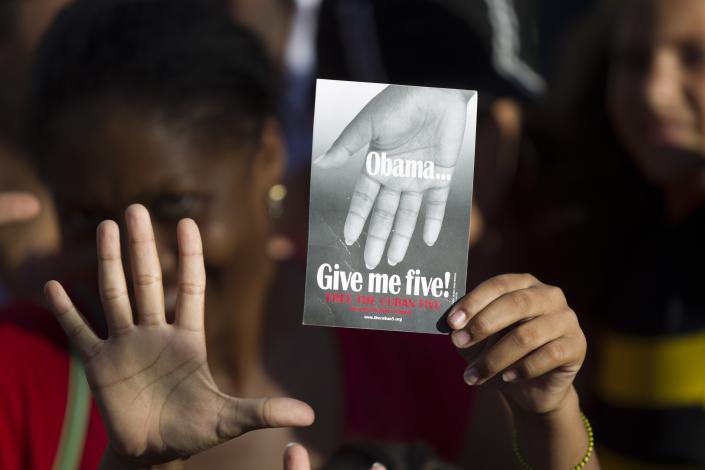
[512,413,594,470]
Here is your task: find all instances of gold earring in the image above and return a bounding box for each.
[267,184,287,218]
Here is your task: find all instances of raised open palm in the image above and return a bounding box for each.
[315,85,474,269]
[44,204,314,465]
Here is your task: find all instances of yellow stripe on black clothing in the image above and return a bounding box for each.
[596,329,705,466]
[597,330,705,408]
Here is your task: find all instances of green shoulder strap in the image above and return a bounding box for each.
[52,348,91,470]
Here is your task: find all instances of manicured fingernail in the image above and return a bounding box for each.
[345,236,354,245]
[452,329,471,347]
[286,442,298,448]
[464,367,479,385]
[387,257,398,266]
[366,263,375,270]
[313,152,327,164]
[448,309,467,329]
[502,369,518,382]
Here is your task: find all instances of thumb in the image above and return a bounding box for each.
[435,104,468,168]
[219,397,315,437]
[283,443,311,470]
[314,109,372,169]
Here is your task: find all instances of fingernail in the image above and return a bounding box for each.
[425,233,439,246]
[464,367,480,386]
[286,442,298,448]
[448,309,467,329]
[312,152,327,164]
[502,369,518,382]
[371,464,386,469]
[387,257,398,266]
[366,263,375,270]
[345,236,354,246]
[452,329,471,347]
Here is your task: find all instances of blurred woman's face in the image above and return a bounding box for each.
[607,0,705,186]
[43,103,282,322]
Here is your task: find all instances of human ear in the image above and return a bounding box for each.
[251,117,285,199]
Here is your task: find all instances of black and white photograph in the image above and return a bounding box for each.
[304,79,477,333]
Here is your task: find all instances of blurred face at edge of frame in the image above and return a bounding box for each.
[607,0,705,187]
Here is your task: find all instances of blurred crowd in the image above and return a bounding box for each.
[0,0,704,469]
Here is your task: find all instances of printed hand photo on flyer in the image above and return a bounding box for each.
[303,79,478,333]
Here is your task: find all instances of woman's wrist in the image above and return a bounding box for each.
[506,387,596,470]
[509,386,580,428]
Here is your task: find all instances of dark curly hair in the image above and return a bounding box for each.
[27,0,277,164]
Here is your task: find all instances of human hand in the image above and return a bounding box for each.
[0,191,40,225]
[283,443,386,470]
[447,274,586,415]
[315,85,473,269]
[44,204,314,465]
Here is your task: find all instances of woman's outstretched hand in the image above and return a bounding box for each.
[447,273,586,414]
[44,204,314,465]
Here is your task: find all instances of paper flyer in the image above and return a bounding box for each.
[303,79,477,334]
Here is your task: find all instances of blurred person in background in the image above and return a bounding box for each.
[0,188,40,300]
[513,0,705,467]
[0,0,70,303]
[0,140,60,303]
[231,0,295,70]
[0,0,296,305]
[1,1,340,468]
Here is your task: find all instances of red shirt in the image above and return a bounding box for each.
[0,300,107,470]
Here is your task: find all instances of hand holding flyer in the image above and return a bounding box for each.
[447,274,586,414]
[314,85,474,268]
[43,205,314,465]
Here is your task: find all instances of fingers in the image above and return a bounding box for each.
[444,274,584,387]
[387,191,422,266]
[506,335,585,382]
[44,280,102,359]
[364,188,400,269]
[451,284,567,349]
[462,312,575,385]
[423,186,449,246]
[314,109,372,169]
[175,219,206,332]
[447,273,540,332]
[219,397,315,438]
[0,191,40,224]
[125,204,165,326]
[344,174,380,246]
[283,443,311,470]
[97,220,134,335]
